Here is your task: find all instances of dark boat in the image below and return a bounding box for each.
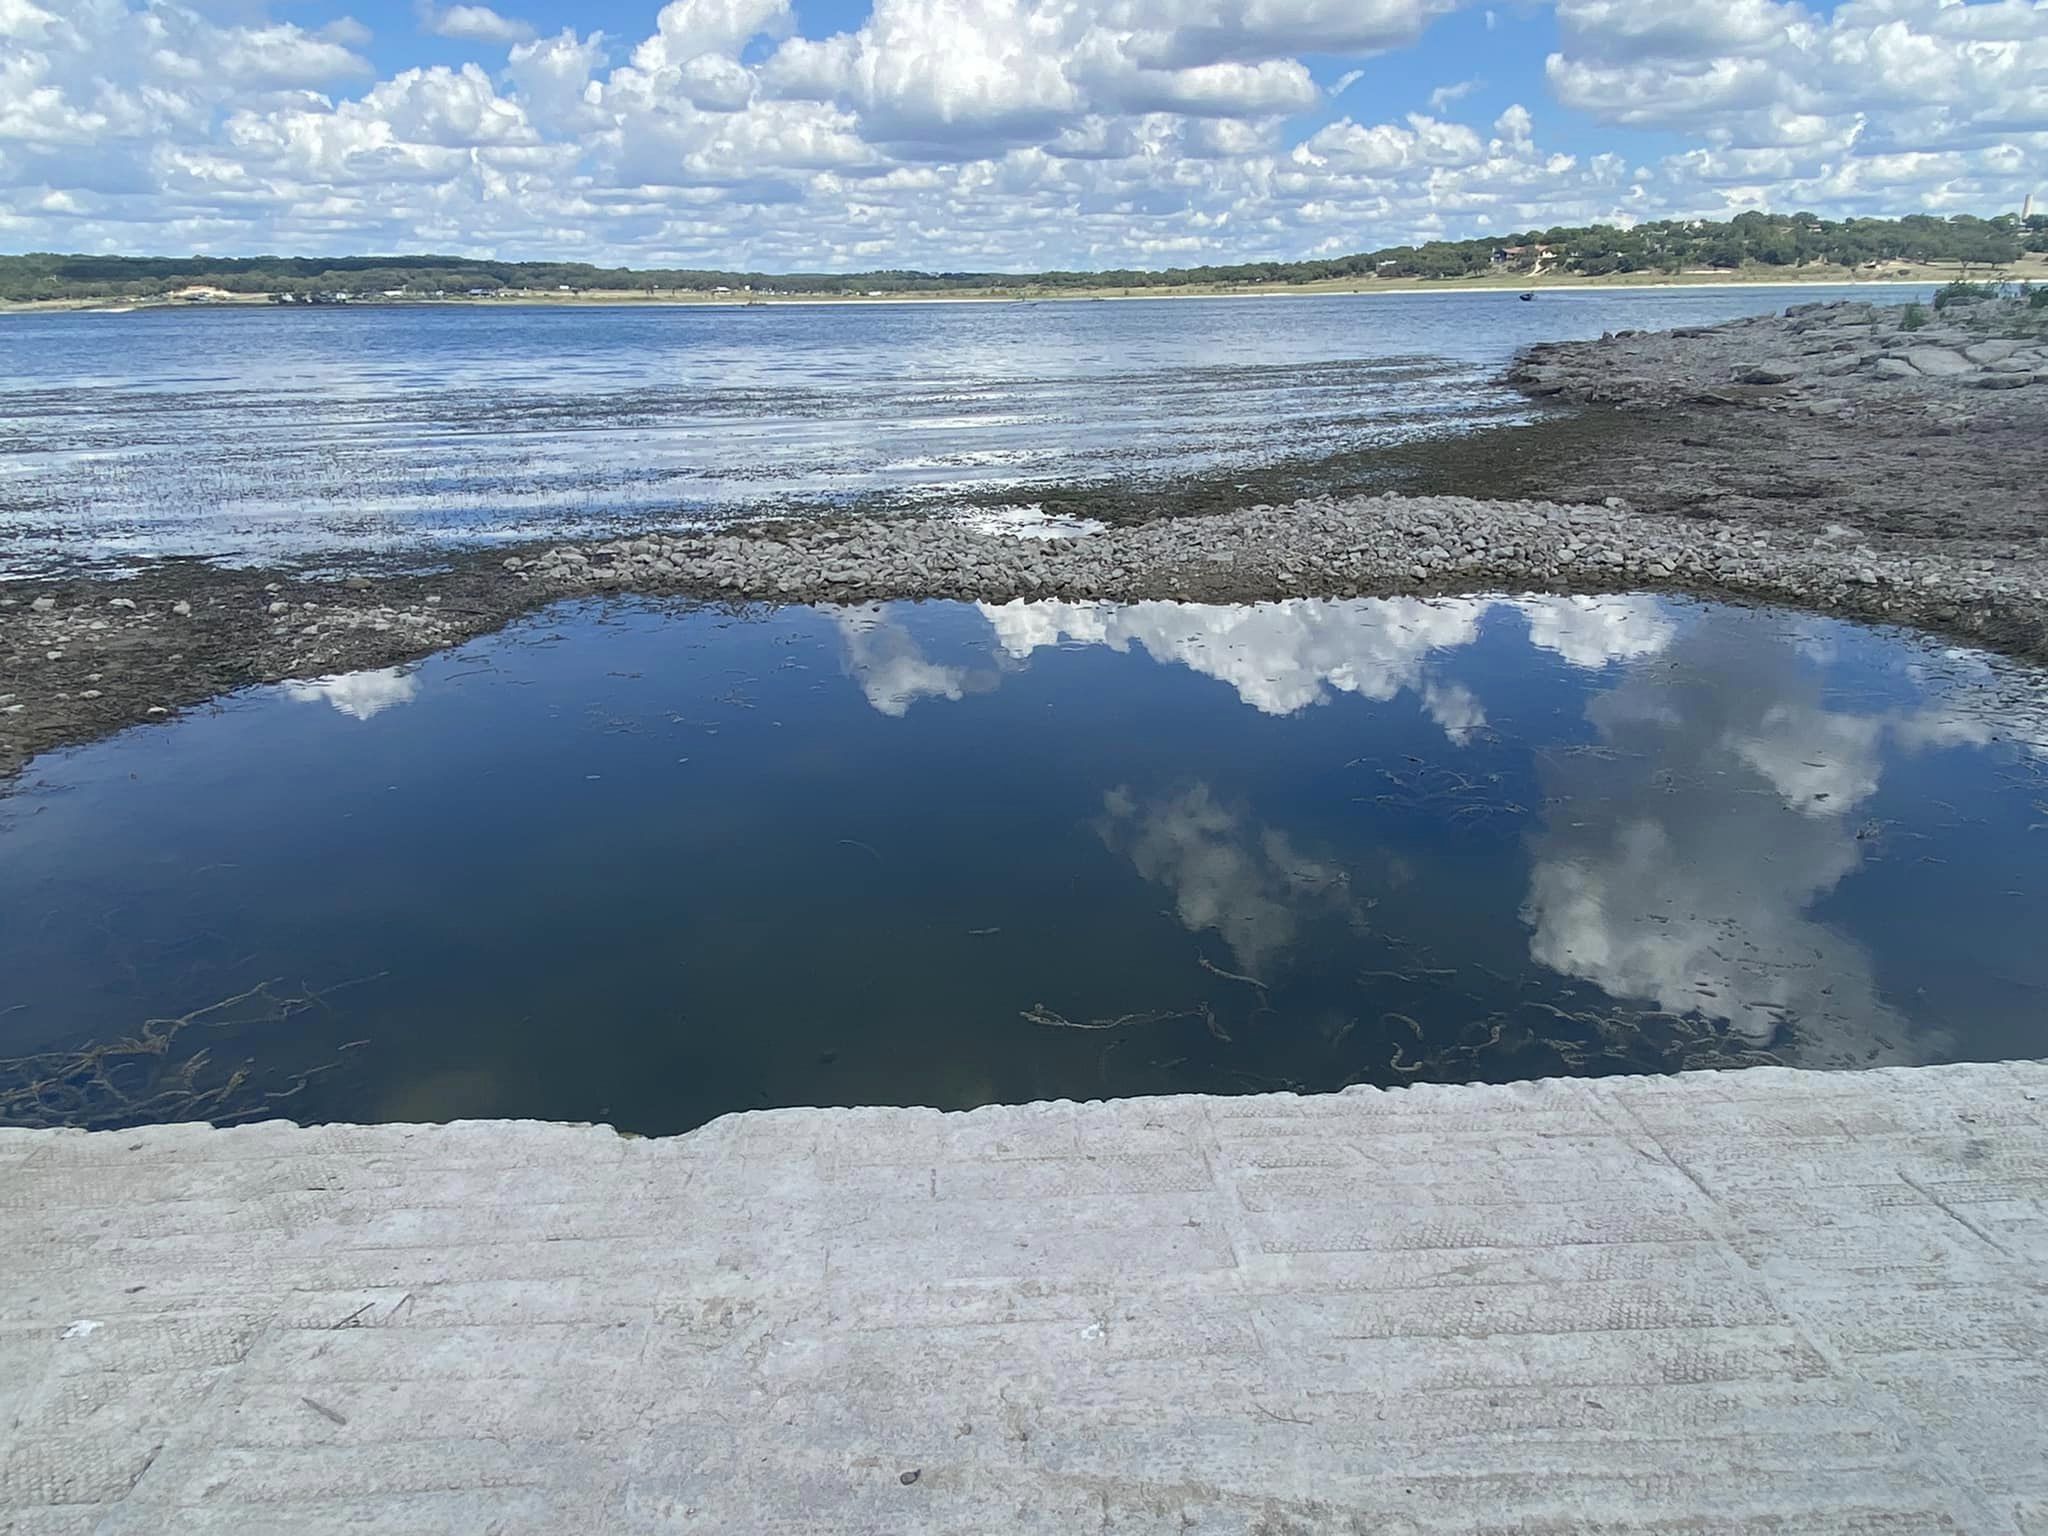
[1518,291,1535,301]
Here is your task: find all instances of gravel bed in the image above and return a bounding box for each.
[521,490,2043,627]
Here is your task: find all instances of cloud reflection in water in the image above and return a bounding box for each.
[1521,621,1979,1067]
[979,596,1492,731]
[832,592,2029,1065]
[282,666,420,720]
[1096,783,1366,978]
[833,603,990,716]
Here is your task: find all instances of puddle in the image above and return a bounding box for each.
[3,593,2043,1132]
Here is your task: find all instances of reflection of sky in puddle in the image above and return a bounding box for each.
[3,593,2043,1132]
[283,668,420,720]
[835,595,2048,1071]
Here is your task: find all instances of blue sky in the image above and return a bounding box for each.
[2,0,2040,265]
[365,0,1663,160]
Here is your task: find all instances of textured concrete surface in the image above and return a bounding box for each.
[3,1063,2047,1534]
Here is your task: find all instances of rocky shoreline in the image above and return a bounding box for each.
[5,296,2047,785]
[1509,294,2048,404]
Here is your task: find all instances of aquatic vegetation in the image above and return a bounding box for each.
[0,977,375,1131]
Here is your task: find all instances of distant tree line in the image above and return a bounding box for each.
[4,211,2042,302]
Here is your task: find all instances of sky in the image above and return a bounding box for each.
[1,0,2043,268]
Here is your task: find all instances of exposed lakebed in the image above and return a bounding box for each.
[4,592,2045,1133]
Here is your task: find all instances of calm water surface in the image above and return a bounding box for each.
[3,593,2043,1132]
[0,285,1930,573]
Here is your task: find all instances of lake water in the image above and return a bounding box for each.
[4,592,2043,1134]
[0,285,1930,575]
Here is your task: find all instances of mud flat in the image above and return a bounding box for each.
[5,297,2046,784]
[3,1062,2047,1531]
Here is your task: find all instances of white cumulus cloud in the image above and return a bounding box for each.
[1546,0,2048,214]
[1,0,2043,266]
[418,1,537,45]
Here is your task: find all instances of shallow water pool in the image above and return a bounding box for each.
[3,593,2044,1132]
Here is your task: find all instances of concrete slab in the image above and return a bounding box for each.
[3,1062,2046,1533]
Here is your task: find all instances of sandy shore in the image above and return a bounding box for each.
[4,294,2046,786]
[0,266,2012,316]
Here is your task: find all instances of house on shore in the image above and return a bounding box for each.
[1490,244,1556,269]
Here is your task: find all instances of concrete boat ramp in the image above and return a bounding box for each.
[3,1062,2045,1533]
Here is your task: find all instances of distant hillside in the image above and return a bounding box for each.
[4,211,2043,302]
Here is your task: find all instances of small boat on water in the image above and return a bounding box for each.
[1518,292,1535,302]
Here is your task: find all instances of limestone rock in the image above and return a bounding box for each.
[1902,347,1972,378]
